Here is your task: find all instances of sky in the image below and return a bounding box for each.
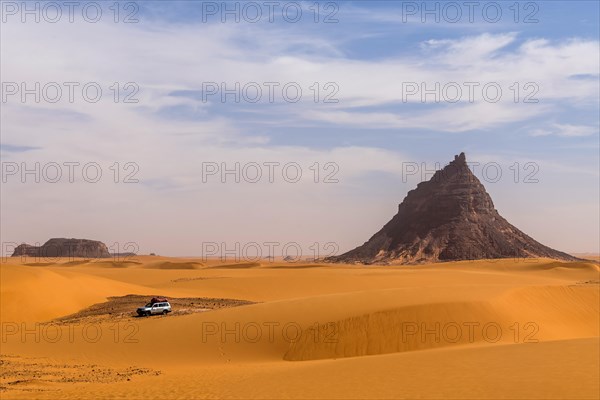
[1,1,599,258]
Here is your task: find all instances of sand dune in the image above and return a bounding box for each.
[208,262,262,269]
[1,256,598,399]
[143,261,204,270]
[285,284,598,361]
[0,263,151,322]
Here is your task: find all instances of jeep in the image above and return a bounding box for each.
[136,301,171,316]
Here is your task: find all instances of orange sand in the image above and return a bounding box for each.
[1,256,598,399]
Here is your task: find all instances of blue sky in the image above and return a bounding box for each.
[1,1,599,256]
[137,1,600,150]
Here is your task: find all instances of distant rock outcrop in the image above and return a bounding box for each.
[327,152,578,264]
[12,238,111,258]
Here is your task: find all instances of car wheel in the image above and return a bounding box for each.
[146,311,151,317]
[162,310,168,315]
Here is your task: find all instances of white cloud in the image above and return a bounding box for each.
[422,32,518,60]
[530,124,598,137]
[2,22,598,134]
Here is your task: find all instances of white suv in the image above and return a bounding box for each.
[137,301,172,316]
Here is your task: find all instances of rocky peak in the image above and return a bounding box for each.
[327,152,577,264]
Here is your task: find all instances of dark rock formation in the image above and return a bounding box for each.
[12,238,111,258]
[328,153,578,264]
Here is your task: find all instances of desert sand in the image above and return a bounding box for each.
[1,255,598,399]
